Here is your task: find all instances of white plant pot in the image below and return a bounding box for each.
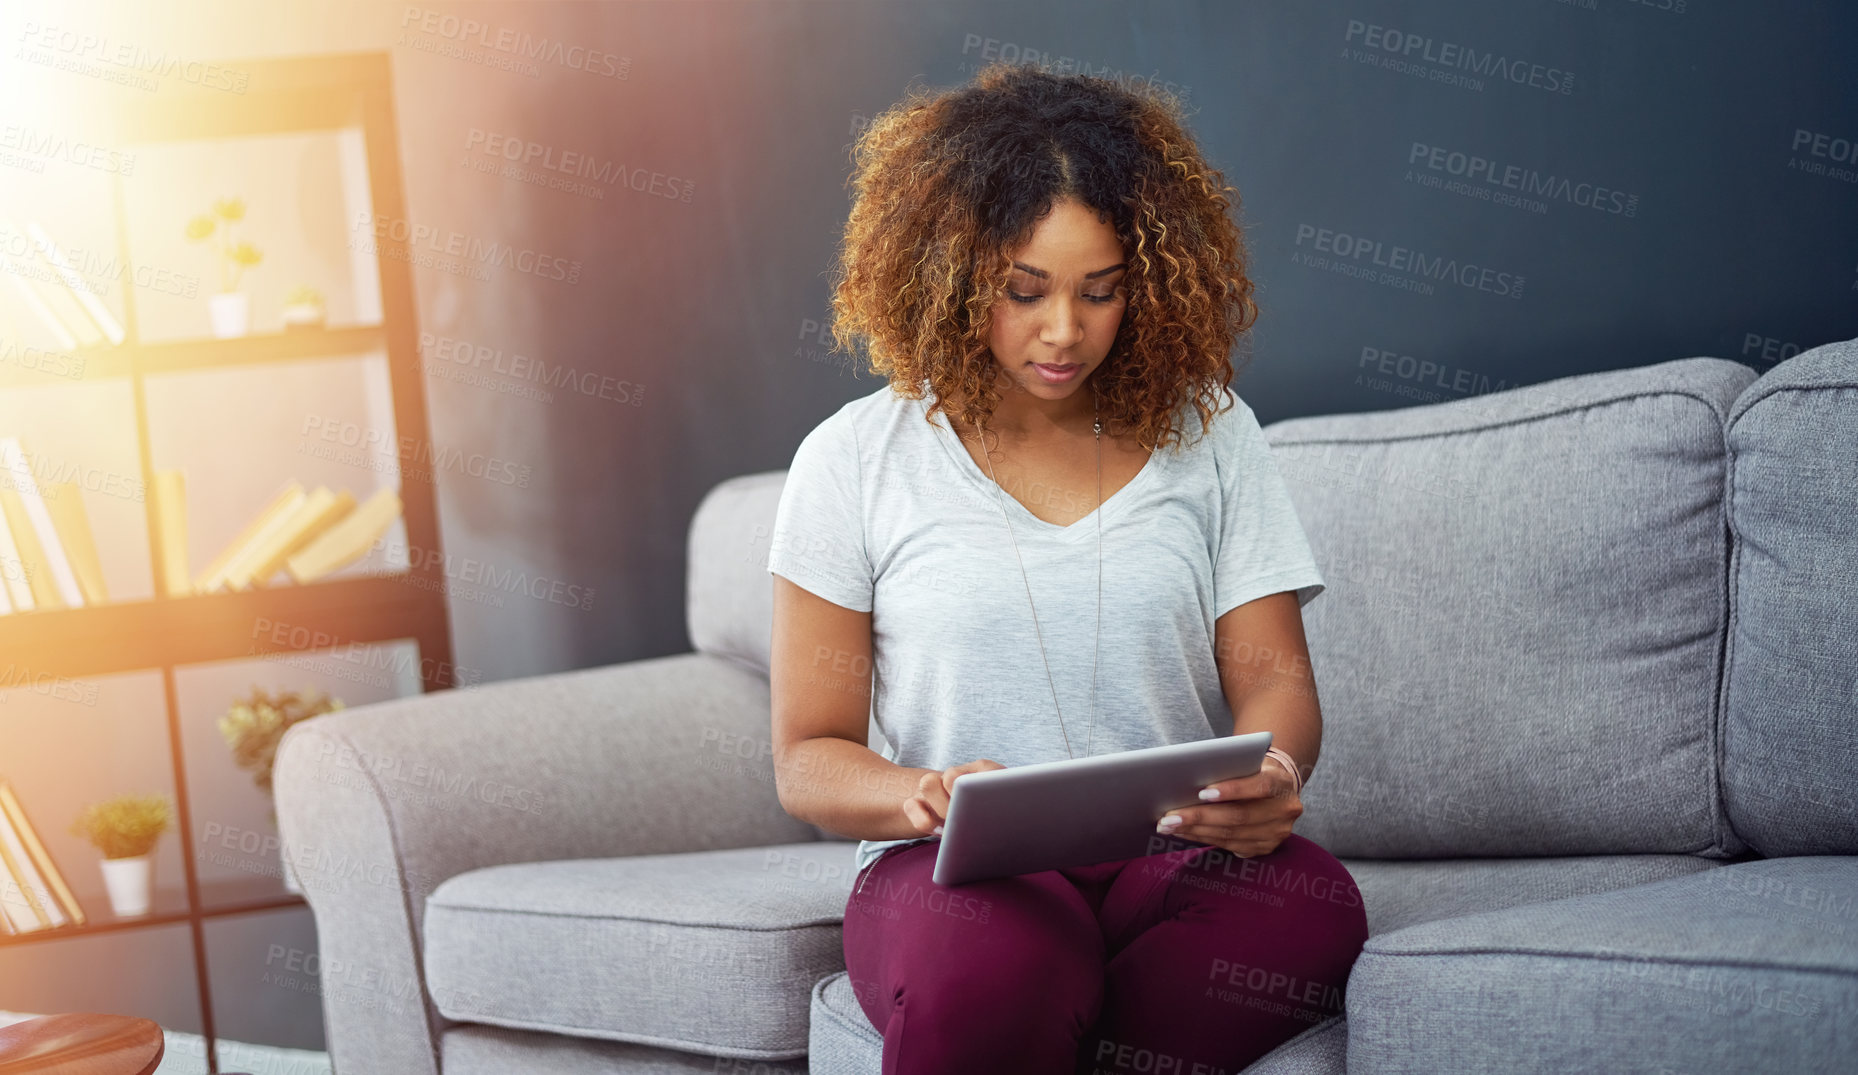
[207,291,250,338]
[99,855,153,917]
[281,302,325,331]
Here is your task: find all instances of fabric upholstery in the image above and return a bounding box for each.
[1720,338,1858,855]
[803,851,1720,1072]
[425,842,854,1060]
[1344,856,1858,1073]
[274,347,1858,1075]
[1343,852,1722,936]
[1241,1016,1349,1074]
[688,470,784,678]
[689,470,888,843]
[1259,357,1758,858]
[441,1022,806,1075]
[273,653,821,1075]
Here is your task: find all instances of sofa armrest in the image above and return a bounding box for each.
[273,650,816,1075]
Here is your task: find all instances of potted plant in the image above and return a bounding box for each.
[217,686,344,892]
[281,284,326,331]
[185,196,263,338]
[69,793,173,917]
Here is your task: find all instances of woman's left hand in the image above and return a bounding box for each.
[1155,755,1302,858]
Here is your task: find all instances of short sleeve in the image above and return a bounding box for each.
[1212,393,1326,619]
[767,413,874,612]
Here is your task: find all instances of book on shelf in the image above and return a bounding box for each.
[0,450,15,613]
[193,481,402,593]
[0,215,125,352]
[286,486,402,583]
[213,485,322,593]
[0,779,85,934]
[41,481,107,605]
[0,460,409,604]
[152,469,191,598]
[0,437,85,609]
[192,481,306,594]
[229,485,355,590]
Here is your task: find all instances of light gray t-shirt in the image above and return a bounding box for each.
[766,381,1325,878]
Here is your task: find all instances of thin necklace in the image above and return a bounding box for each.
[973,383,1101,760]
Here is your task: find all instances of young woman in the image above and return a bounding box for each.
[767,63,1368,1075]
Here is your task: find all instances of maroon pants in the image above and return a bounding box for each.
[841,833,1368,1075]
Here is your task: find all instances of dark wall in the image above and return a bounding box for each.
[380,0,1858,681]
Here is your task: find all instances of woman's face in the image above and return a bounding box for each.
[985,196,1129,412]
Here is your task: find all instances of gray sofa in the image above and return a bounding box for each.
[274,339,1858,1074]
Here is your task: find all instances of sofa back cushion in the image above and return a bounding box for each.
[1721,337,1858,856]
[688,471,784,676]
[688,470,891,835]
[1265,358,1756,858]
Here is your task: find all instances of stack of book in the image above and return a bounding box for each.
[0,780,86,935]
[165,478,404,596]
[0,214,127,353]
[0,436,109,614]
[0,432,405,611]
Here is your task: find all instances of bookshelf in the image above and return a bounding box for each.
[0,52,453,1072]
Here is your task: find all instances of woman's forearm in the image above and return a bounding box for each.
[776,735,939,842]
[1231,681,1323,788]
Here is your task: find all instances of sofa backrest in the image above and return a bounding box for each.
[688,470,784,677]
[1264,358,1756,859]
[687,469,888,833]
[690,357,1814,861]
[1720,337,1858,856]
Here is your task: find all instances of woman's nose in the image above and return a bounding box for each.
[1040,295,1086,348]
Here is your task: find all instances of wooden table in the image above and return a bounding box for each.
[0,1013,166,1074]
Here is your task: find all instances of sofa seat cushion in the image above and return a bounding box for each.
[1344,857,1858,1073]
[424,841,856,1060]
[1341,852,1720,936]
[441,1022,807,1075]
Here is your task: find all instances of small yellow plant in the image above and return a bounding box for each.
[185,196,264,293]
[70,793,173,860]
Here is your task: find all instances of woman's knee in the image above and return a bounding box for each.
[1186,836,1368,942]
[1259,834,1370,952]
[865,881,1106,1041]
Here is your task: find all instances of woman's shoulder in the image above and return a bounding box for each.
[1161,384,1250,454]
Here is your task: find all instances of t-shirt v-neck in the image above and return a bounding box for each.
[923,393,1165,544]
[768,380,1325,878]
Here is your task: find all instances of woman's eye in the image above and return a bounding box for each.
[1006,290,1120,304]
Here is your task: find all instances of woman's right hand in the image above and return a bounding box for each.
[903,759,1007,836]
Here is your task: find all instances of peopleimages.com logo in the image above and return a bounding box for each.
[1343,19,1574,95]
[1292,223,1526,300]
[1408,142,1639,216]
[399,6,630,80]
[351,211,581,285]
[1789,128,1858,184]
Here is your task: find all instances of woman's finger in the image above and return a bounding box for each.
[1160,800,1260,833]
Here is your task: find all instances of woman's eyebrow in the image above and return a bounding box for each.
[1010,261,1128,280]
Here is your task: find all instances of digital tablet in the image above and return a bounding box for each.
[929,731,1273,886]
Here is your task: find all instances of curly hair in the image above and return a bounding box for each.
[827,61,1259,453]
